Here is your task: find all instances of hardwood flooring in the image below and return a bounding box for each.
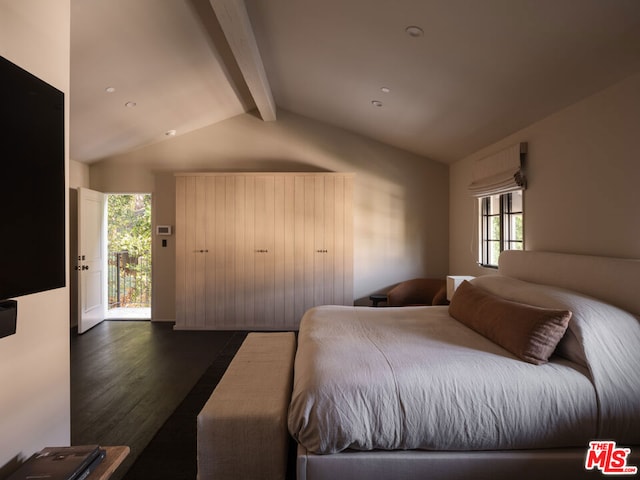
[70,321,243,480]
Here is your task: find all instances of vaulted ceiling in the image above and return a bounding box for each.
[70,0,640,164]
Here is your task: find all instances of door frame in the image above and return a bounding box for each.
[105,192,153,321]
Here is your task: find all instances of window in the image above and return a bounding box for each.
[479,190,523,268]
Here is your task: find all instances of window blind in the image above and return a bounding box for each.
[468,142,527,197]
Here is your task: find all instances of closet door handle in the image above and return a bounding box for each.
[316,249,328,253]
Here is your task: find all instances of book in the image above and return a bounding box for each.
[75,449,106,480]
[8,445,102,480]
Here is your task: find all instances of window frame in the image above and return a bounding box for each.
[479,191,523,268]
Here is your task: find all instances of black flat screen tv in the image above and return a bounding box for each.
[0,55,65,300]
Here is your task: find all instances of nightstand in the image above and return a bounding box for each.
[446,276,475,301]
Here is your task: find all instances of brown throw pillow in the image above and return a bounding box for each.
[449,280,572,365]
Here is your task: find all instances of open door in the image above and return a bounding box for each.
[77,187,107,334]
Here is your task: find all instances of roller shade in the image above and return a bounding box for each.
[468,142,527,197]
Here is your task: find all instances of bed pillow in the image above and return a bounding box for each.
[449,280,572,365]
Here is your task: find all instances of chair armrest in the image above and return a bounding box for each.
[369,294,388,307]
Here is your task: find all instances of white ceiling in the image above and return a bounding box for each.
[70,0,640,164]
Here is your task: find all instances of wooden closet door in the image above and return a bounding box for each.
[293,175,308,323]
[220,175,238,327]
[251,175,274,329]
[177,175,235,329]
[233,175,247,327]
[312,175,353,307]
[204,175,236,328]
[292,173,354,321]
[174,175,187,328]
[314,175,333,306]
[177,172,353,330]
[175,175,208,329]
[278,175,296,329]
[331,174,353,306]
[246,174,296,329]
[302,175,316,314]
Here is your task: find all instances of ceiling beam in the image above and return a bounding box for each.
[209,0,276,121]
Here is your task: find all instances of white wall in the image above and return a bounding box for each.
[90,110,449,318]
[450,73,640,276]
[70,159,90,189]
[0,0,71,473]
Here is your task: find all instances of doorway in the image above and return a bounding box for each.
[106,193,152,320]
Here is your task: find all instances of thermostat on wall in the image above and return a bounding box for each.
[156,225,172,235]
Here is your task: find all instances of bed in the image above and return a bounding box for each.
[288,251,640,479]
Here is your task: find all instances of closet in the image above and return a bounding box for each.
[175,173,353,330]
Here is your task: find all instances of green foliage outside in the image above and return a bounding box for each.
[107,194,151,308]
[489,212,523,266]
[514,215,523,245]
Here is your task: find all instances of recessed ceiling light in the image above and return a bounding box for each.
[125,101,137,108]
[381,87,391,93]
[371,100,383,107]
[165,130,177,137]
[405,26,424,38]
[105,87,116,93]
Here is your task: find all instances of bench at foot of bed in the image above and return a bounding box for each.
[197,332,296,480]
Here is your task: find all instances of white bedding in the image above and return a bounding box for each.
[472,275,640,445]
[288,276,640,455]
[288,305,597,454]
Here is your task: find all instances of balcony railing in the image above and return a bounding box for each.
[108,251,151,309]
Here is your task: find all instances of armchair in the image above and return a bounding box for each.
[386,278,448,306]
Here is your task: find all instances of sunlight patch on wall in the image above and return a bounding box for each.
[353,173,409,299]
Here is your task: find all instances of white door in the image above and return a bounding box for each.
[77,187,107,334]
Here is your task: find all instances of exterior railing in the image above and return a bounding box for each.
[108,251,151,308]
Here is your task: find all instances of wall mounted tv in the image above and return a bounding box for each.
[0,55,65,301]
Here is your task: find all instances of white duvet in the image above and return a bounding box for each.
[288,277,640,454]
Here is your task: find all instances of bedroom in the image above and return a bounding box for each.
[1,0,639,477]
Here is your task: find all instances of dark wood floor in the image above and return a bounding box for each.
[70,321,243,480]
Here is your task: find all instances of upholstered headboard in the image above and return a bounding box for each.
[498,251,640,316]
